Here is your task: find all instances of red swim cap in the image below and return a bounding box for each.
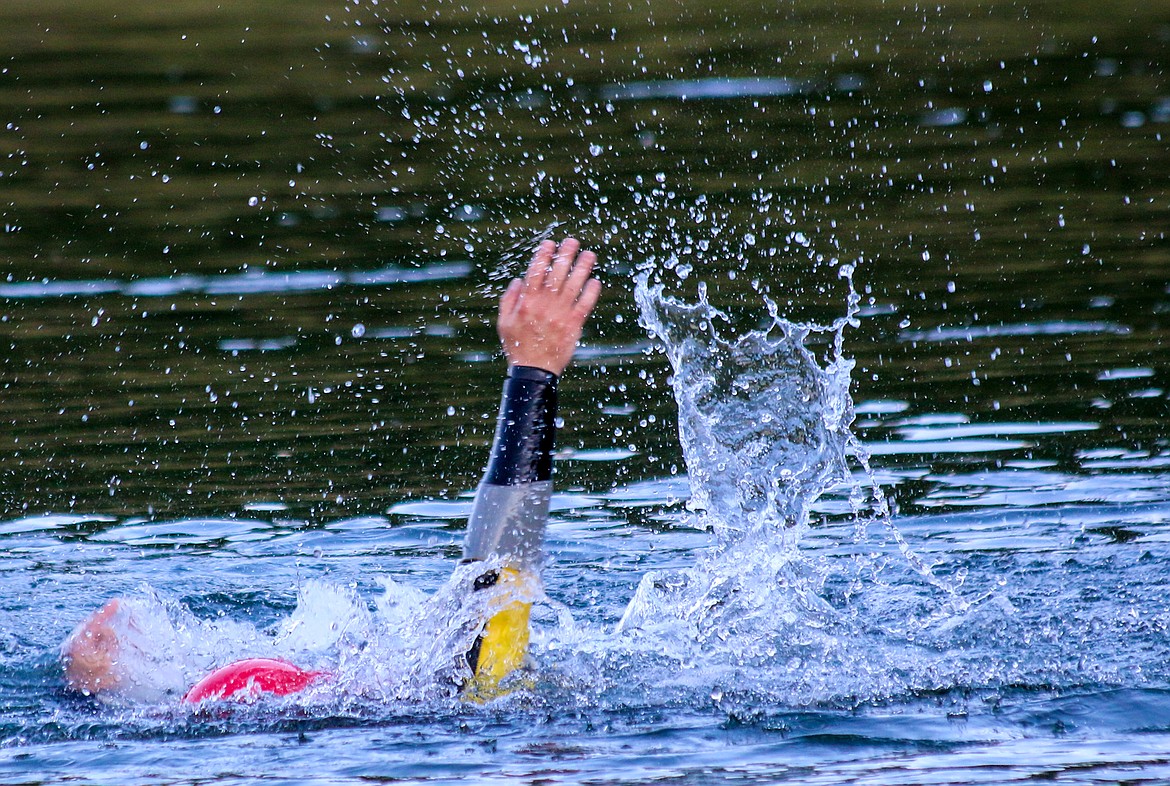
[182,658,326,704]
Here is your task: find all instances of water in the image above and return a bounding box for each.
[3,0,1170,783]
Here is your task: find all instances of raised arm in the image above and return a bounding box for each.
[461,238,600,696]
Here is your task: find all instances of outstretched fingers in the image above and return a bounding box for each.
[562,248,597,302]
[496,236,601,376]
[546,237,580,292]
[573,276,602,321]
[524,240,556,288]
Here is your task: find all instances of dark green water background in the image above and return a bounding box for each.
[1,0,1165,521]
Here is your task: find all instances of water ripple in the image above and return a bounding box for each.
[0,262,471,300]
[901,321,1131,341]
[602,76,813,102]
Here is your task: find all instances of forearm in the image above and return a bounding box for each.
[462,365,558,570]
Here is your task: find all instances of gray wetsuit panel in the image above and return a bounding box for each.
[462,480,552,570]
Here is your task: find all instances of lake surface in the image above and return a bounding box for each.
[2,0,1170,783]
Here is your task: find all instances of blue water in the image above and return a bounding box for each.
[9,497,1170,784]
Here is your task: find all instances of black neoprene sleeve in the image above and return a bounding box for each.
[481,365,558,486]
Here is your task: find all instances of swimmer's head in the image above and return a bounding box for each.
[61,596,190,703]
[61,599,123,696]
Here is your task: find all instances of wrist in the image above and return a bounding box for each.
[508,364,559,384]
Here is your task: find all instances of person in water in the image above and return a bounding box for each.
[61,237,602,704]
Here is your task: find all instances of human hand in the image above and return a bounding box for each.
[497,237,601,376]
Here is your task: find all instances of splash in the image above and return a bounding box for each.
[80,562,530,708]
[614,265,956,672]
[634,267,861,544]
[339,559,538,703]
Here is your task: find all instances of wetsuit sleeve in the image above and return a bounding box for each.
[461,365,558,569]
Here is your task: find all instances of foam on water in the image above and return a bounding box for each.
[336,560,539,703]
[92,560,534,708]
